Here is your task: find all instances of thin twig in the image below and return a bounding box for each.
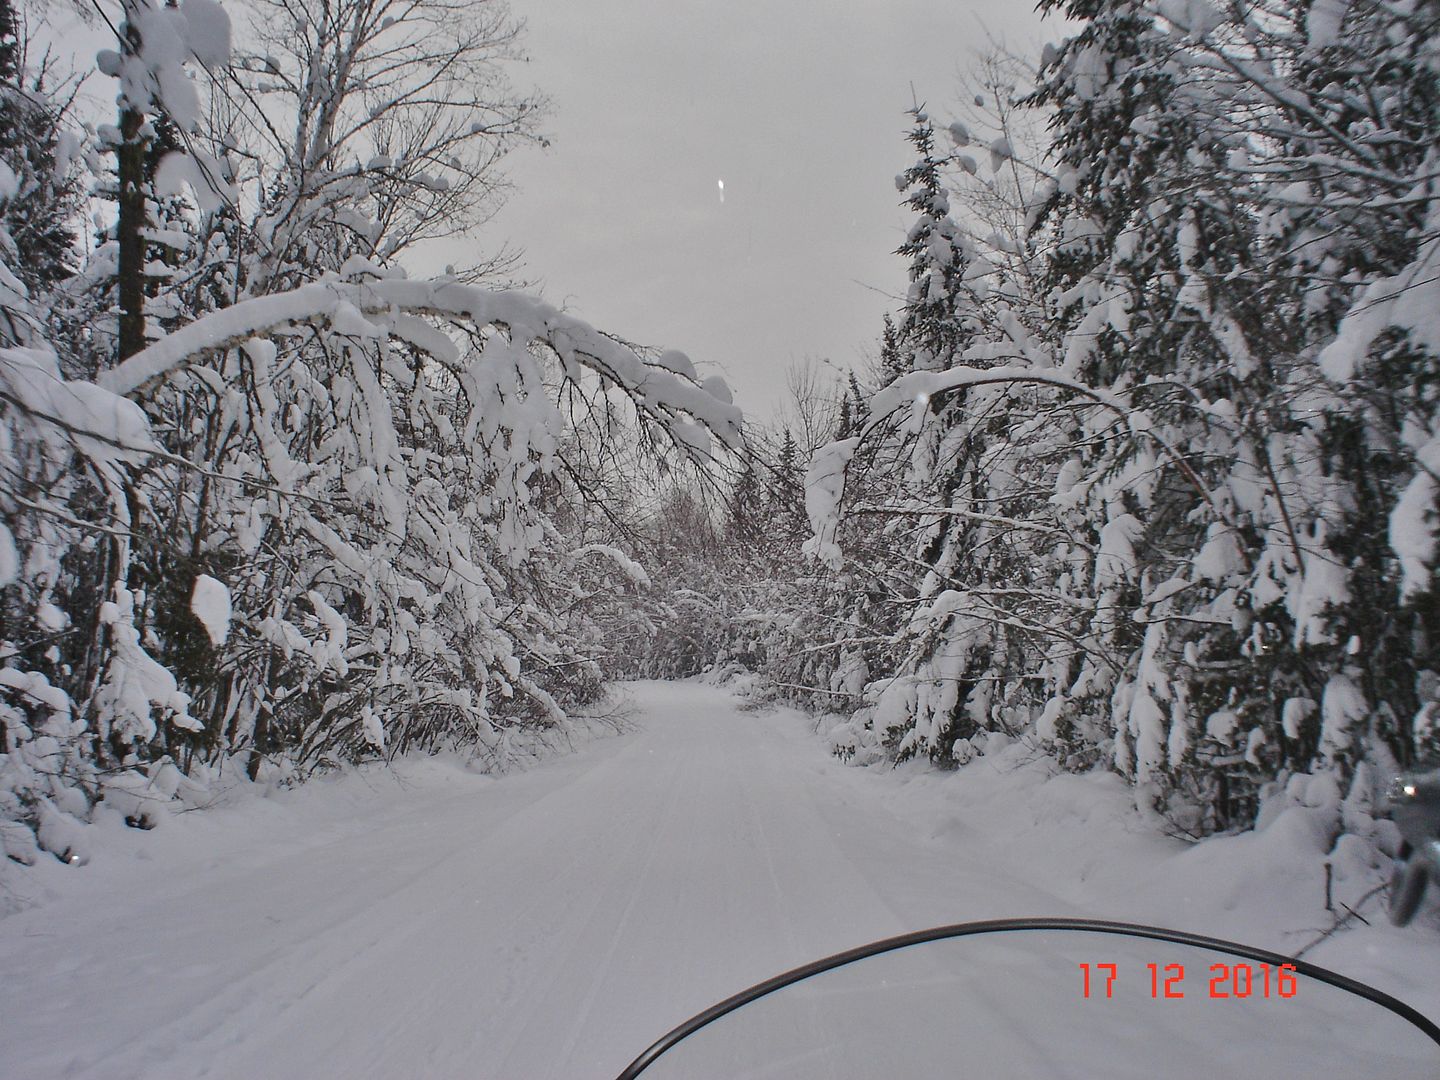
[1291,882,1387,961]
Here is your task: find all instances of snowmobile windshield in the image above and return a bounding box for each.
[616,919,1440,1079]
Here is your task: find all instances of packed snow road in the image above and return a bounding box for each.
[2,682,1023,1079]
[3,681,1438,1078]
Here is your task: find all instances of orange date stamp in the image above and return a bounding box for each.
[1080,962,1299,1000]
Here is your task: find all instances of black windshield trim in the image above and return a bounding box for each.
[615,916,1440,1078]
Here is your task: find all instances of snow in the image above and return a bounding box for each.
[0,347,157,465]
[653,349,696,379]
[1158,0,1224,37]
[93,587,200,739]
[6,0,1440,1067]
[360,705,386,751]
[1127,687,1167,781]
[305,590,349,674]
[1205,709,1240,744]
[988,136,1012,173]
[181,0,232,69]
[1391,434,1440,598]
[95,48,122,79]
[1320,672,1367,763]
[1306,0,1350,50]
[103,0,233,130]
[0,519,16,588]
[2,682,1436,1078]
[1283,697,1317,740]
[154,149,236,214]
[700,373,732,404]
[1291,546,1350,647]
[801,436,860,568]
[328,300,383,339]
[1191,523,1243,582]
[1094,512,1141,588]
[571,543,653,588]
[1317,224,1440,384]
[189,574,231,645]
[0,667,73,719]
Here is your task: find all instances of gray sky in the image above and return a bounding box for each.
[444,1,1052,422]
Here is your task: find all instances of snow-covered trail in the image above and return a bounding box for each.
[3,681,1438,1078]
[0,682,1048,1079]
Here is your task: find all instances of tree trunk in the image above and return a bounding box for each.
[116,102,148,362]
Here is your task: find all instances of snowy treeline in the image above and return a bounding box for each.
[794,0,1440,838]
[0,0,739,868]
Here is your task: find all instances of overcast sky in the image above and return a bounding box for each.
[429,1,1054,423]
[46,0,1053,424]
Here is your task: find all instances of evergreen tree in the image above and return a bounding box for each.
[1026,0,1279,822]
[0,0,78,331]
[770,428,806,533]
[846,372,867,427]
[1021,0,1440,830]
[725,456,766,543]
[878,312,905,387]
[895,108,975,374]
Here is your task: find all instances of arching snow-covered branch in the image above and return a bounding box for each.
[99,277,743,452]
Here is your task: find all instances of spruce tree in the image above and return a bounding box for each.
[0,0,77,316]
[866,107,1044,764]
[878,313,906,387]
[895,108,974,374]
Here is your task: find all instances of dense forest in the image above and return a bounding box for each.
[1,0,1437,890]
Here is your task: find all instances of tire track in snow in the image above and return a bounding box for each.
[2,734,652,1079]
[541,738,688,1070]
